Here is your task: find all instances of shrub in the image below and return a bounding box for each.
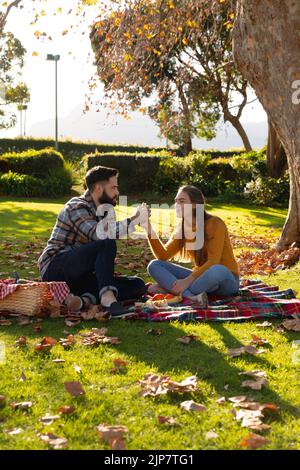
[0,165,73,198]
[244,171,290,205]
[0,148,64,178]
[85,152,166,193]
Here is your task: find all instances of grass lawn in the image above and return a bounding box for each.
[0,195,299,450]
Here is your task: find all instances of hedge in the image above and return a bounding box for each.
[85,152,166,193]
[0,148,73,197]
[0,148,64,179]
[0,138,246,162]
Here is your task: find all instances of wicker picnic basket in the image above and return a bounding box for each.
[0,283,53,317]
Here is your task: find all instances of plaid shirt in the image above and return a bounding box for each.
[38,190,134,278]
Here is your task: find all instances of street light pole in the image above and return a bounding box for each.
[47,54,60,151]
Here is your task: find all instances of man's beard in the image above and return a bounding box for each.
[98,189,118,207]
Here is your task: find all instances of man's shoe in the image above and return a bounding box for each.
[103,301,136,319]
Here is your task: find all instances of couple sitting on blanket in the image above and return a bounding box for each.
[38,165,240,318]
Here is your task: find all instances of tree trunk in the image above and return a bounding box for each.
[232,0,300,249]
[267,119,287,178]
[225,112,253,152]
[178,83,193,156]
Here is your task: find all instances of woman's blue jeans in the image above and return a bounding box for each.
[147,260,240,297]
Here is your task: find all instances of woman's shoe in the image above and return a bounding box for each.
[194,292,209,307]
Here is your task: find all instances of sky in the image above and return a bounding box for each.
[1,0,268,149]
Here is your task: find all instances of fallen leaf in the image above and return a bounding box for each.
[96,424,128,450]
[35,337,57,351]
[250,335,269,345]
[139,374,197,397]
[242,378,268,390]
[157,415,178,426]
[228,345,265,357]
[40,413,60,425]
[282,318,300,332]
[228,396,250,404]
[39,432,68,449]
[52,359,65,364]
[15,336,27,346]
[180,400,206,413]
[81,329,121,346]
[177,335,199,344]
[0,319,12,326]
[216,397,226,404]
[59,335,76,349]
[20,371,26,382]
[7,428,23,435]
[238,370,267,379]
[10,401,32,410]
[64,381,85,397]
[58,405,76,415]
[240,433,270,450]
[256,321,272,328]
[74,365,82,374]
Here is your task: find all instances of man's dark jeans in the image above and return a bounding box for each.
[42,239,146,303]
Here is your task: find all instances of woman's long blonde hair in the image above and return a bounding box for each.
[174,185,213,266]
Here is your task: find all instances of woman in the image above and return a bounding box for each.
[144,185,240,304]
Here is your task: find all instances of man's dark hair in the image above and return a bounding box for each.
[85,166,119,192]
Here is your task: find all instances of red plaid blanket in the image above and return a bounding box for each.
[0,279,70,304]
[135,280,300,322]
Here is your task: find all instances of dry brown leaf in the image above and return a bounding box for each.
[39,432,68,449]
[40,413,60,425]
[240,433,270,450]
[59,334,76,349]
[65,318,81,327]
[35,337,57,352]
[139,374,197,397]
[180,400,206,413]
[15,336,27,346]
[58,405,76,415]
[216,397,226,404]
[7,427,23,435]
[10,401,32,410]
[242,378,268,390]
[32,322,42,332]
[256,321,273,328]
[282,318,300,332]
[157,415,178,426]
[20,371,26,382]
[177,335,199,344]
[96,424,128,450]
[17,316,31,326]
[81,328,121,346]
[228,345,265,357]
[250,335,269,345]
[228,396,250,404]
[64,381,85,397]
[238,370,267,379]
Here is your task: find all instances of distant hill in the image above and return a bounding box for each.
[25,105,267,150]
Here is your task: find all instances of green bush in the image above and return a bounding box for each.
[0,148,64,178]
[0,165,73,198]
[244,171,290,205]
[85,152,166,193]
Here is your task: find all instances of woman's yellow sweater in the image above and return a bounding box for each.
[147,216,239,279]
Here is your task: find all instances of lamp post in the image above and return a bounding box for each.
[47,54,60,151]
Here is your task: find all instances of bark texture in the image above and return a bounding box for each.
[233,0,300,248]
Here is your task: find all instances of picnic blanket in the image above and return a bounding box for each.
[0,279,70,304]
[134,280,300,322]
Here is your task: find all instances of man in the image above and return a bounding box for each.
[38,165,148,318]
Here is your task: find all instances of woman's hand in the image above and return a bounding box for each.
[171,276,193,295]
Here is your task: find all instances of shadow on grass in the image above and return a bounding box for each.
[1,315,298,422]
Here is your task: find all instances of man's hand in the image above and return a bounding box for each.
[134,203,151,229]
[171,276,193,295]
